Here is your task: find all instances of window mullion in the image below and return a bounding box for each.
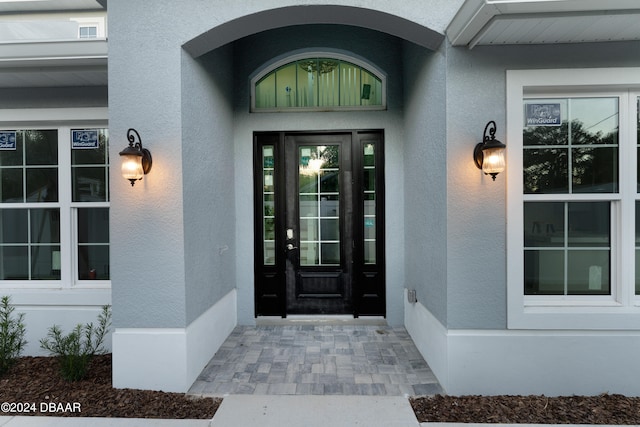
[58,127,72,287]
[618,92,636,306]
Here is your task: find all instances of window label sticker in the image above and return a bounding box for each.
[0,131,16,150]
[72,129,99,149]
[525,103,561,126]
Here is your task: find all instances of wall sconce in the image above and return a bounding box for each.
[473,120,506,181]
[119,128,152,186]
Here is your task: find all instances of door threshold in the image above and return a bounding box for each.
[256,315,387,326]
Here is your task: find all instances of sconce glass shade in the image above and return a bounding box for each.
[119,128,152,186]
[120,148,144,182]
[474,121,506,181]
[481,145,506,177]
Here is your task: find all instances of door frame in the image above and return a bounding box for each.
[253,130,385,317]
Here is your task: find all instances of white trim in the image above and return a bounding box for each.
[112,289,237,392]
[447,0,640,47]
[506,67,640,330]
[404,289,449,390]
[0,108,108,125]
[405,294,640,395]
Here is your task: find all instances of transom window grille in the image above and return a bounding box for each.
[252,54,385,111]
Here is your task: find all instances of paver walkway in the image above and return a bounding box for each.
[188,324,442,397]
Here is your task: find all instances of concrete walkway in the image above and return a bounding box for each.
[0,395,422,426]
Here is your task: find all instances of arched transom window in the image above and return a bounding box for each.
[251,53,386,111]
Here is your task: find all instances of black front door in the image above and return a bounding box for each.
[254,131,385,317]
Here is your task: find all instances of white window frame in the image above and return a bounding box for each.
[0,108,109,292]
[70,17,106,39]
[507,68,640,330]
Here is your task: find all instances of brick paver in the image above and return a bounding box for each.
[188,325,441,396]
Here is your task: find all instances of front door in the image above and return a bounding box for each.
[254,131,385,317]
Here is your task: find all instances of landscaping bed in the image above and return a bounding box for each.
[0,354,220,419]
[411,394,640,424]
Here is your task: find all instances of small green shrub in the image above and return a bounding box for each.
[40,305,111,381]
[0,295,27,376]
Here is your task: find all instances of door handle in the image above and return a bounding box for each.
[286,243,298,251]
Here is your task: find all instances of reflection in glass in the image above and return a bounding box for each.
[77,245,109,280]
[320,170,339,192]
[262,145,275,266]
[300,218,318,241]
[524,202,563,247]
[25,130,57,165]
[77,208,109,280]
[524,201,611,295]
[71,128,109,202]
[31,245,61,280]
[364,194,376,216]
[31,209,60,244]
[264,242,275,265]
[300,242,319,265]
[1,169,23,202]
[320,219,339,240]
[299,196,318,217]
[525,249,564,295]
[73,167,107,202]
[321,243,340,264]
[26,168,58,202]
[364,143,376,265]
[523,148,568,193]
[299,145,340,266]
[567,250,609,295]
[523,98,618,195]
[0,131,23,166]
[364,241,376,264]
[1,246,28,280]
[572,147,618,193]
[0,209,28,243]
[568,202,609,247]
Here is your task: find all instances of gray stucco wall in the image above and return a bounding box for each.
[108,0,465,329]
[109,2,189,328]
[443,40,640,330]
[402,41,448,325]
[181,46,236,325]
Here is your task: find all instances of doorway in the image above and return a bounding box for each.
[254,131,385,317]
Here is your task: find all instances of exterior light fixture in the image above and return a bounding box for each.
[119,128,152,186]
[473,120,506,181]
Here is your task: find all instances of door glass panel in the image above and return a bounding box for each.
[299,145,339,266]
[262,146,276,265]
[364,143,376,264]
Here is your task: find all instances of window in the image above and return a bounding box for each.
[0,126,109,285]
[251,53,386,111]
[79,26,98,39]
[507,68,640,330]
